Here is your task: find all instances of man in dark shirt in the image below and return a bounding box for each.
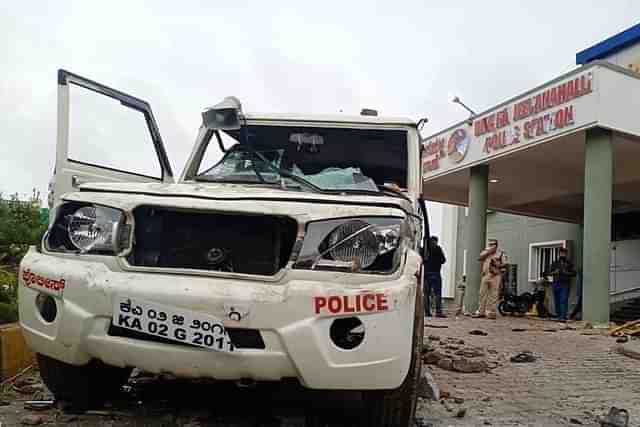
[545,247,576,321]
[424,236,446,318]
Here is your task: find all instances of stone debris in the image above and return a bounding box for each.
[510,351,537,363]
[425,323,449,329]
[616,341,640,360]
[422,337,499,374]
[441,399,454,412]
[23,400,54,411]
[453,358,489,373]
[454,348,485,358]
[455,408,467,418]
[436,358,454,371]
[598,407,629,427]
[417,366,440,400]
[20,414,45,425]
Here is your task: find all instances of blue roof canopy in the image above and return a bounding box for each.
[576,23,640,65]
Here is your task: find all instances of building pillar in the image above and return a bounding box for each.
[582,128,613,326]
[464,164,489,313]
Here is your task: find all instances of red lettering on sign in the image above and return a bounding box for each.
[424,157,439,172]
[558,84,566,104]
[376,294,389,311]
[22,269,66,293]
[314,297,327,314]
[343,296,355,313]
[328,296,341,313]
[363,294,376,311]
[314,293,392,316]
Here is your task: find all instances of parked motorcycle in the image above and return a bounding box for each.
[498,292,531,316]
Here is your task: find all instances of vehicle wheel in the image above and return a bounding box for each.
[37,353,131,409]
[361,281,423,427]
[498,301,509,316]
[516,299,530,315]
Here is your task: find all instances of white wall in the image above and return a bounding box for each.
[426,201,458,298]
[611,239,640,293]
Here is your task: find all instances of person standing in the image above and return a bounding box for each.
[473,239,506,319]
[546,247,576,321]
[424,236,446,318]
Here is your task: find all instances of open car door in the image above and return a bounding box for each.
[52,69,174,208]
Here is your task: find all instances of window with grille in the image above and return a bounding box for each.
[528,240,569,282]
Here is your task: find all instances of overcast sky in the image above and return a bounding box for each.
[2,1,640,233]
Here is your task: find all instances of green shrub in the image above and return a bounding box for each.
[0,267,18,324]
[0,190,47,325]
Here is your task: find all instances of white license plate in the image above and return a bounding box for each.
[112,296,235,352]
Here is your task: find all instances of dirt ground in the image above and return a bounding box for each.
[0,316,637,426]
[419,315,640,427]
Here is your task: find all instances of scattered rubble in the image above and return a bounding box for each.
[599,407,629,427]
[615,340,640,360]
[20,414,45,425]
[417,366,440,400]
[453,358,489,373]
[425,323,449,329]
[610,319,640,338]
[510,351,537,363]
[455,408,467,418]
[23,400,54,411]
[422,337,497,373]
[441,399,454,412]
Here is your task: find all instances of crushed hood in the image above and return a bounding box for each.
[70,181,414,221]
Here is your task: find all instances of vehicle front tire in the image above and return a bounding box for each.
[37,353,132,409]
[361,282,423,427]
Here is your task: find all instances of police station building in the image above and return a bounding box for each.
[424,24,640,326]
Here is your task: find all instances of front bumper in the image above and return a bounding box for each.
[18,249,420,390]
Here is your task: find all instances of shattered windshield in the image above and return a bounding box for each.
[195,125,408,193]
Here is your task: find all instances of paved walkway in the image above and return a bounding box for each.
[417,315,640,426]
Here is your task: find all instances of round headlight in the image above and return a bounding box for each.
[327,220,378,268]
[67,206,118,252]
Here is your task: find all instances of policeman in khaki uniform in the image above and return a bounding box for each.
[473,239,506,319]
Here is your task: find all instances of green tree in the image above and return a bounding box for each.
[0,189,48,324]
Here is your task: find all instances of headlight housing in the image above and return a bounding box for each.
[294,217,408,274]
[45,203,131,255]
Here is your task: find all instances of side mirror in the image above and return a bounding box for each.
[202,96,243,130]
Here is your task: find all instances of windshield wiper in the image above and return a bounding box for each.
[250,150,327,194]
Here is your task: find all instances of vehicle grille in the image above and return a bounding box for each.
[128,206,297,276]
[108,324,266,350]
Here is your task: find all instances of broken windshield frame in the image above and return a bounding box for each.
[194,125,409,197]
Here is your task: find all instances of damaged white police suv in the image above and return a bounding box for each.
[19,70,429,426]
